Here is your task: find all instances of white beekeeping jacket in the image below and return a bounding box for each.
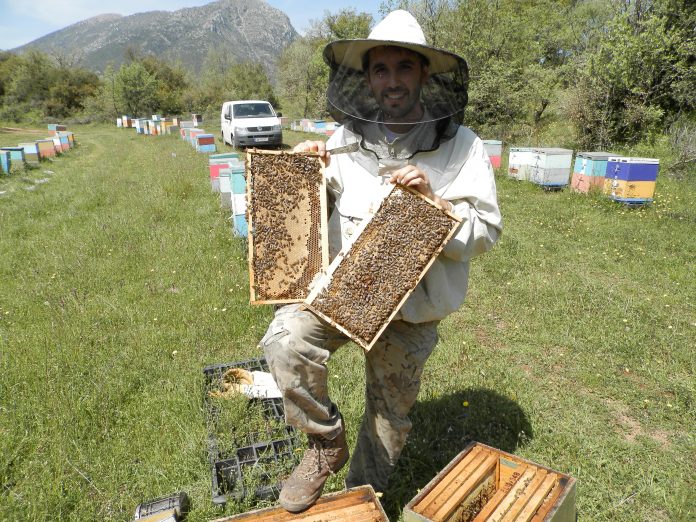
[323,124,502,323]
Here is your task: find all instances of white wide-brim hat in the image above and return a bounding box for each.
[323,10,467,75]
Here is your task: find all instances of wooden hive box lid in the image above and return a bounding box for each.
[210,485,388,522]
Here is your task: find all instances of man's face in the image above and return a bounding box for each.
[365,46,429,123]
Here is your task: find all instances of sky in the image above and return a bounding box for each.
[0,0,384,50]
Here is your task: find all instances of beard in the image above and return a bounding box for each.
[378,87,422,122]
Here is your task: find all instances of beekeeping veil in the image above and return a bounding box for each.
[323,10,469,161]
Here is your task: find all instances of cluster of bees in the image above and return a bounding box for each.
[309,186,458,346]
[248,152,324,301]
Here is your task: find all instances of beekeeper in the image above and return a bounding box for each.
[260,9,502,513]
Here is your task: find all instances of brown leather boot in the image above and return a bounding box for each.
[279,426,349,513]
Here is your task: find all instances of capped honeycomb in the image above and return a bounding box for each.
[247,150,328,304]
[305,184,461,350]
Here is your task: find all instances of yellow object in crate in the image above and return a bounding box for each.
[403,442,576,522]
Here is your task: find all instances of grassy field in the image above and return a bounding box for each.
[1,123,694,521]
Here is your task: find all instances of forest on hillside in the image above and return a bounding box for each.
[0,0,694,162]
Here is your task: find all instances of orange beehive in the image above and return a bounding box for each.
[404,442,576,522]
[211,485,388,522]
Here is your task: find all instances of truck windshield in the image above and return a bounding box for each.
[233,103,274,118]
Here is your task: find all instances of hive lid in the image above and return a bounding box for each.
[577,151,612,160]
[532,147,573,154]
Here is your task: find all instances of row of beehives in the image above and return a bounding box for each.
[211,443,576,521]
[116,113,200,135]
[506,147,660,204]
[289,119,340,137]
[1,125,76,174]
[208,151,247,235]
[179,125,217,153]
[115,113,217,153]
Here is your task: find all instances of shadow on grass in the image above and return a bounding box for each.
[382,387,533,520]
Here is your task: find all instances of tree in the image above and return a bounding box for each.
[114,61,159,116]
[276,8,373,119]
[277,38,328,118]
[565,0,696,148]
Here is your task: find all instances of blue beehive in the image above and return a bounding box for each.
[230,162,247,238]
[1,147,26,166]
[0,150,10,174]
[572,152,612,193]
[233,214,248,237]
[230,162,246,194]
[604,157,659,204]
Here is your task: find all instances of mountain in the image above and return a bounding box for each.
[12,0,298,76]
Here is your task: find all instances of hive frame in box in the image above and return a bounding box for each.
[304,183,461,351]
[210,485,389,521]
[403,441,576,522]
[203,358,303,504]
[246,149,329,304]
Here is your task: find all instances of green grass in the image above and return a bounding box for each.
[1,124,694,521]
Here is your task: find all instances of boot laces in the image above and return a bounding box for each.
[298,435,333,480]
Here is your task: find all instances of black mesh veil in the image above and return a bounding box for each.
[323,39,469,159]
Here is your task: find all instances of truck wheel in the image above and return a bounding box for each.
[232,136,241,149]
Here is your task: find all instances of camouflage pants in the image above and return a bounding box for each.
[260,304,439,493]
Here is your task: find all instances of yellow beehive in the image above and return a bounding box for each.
[404,442,576,522]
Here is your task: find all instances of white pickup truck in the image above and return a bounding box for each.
[220,100,283,148]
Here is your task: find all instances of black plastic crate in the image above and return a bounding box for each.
[203,357,303,505]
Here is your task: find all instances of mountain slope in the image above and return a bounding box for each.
[13,0,297,75]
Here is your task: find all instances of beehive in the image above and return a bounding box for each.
[1,147,26,166]
[0,150,10,174]
[604,157,659,204]
[211,485,388,521]
[529,148,573,188]
[404,442,576,522]
[571,152,611,193]
[483,140,503,168]
[507,147,534,181]
[36,139,56,159]
[18,143,40,165]
[304,184,461,351]
[247,150,328,304]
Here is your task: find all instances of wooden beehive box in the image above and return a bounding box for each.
[247,149,329,304]
[404,442,576,522]
[211,485,388,521]
[304,183,461,351]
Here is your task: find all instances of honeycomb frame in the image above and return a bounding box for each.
[304,183,462,351]
[246,149,329,304]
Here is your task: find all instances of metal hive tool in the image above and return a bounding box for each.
[247,149,329,304]
[304,184,462,350]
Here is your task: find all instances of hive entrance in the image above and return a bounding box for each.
[305,184,461,350]
[247,150,328,304]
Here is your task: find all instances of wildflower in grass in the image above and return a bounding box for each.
[462,401,469,407]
